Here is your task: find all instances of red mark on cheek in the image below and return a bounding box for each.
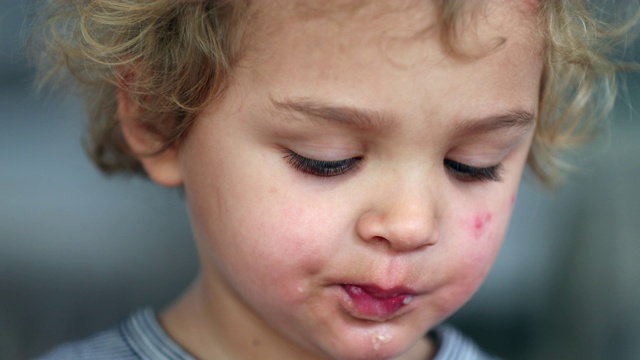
[510,193,517,206]
[471,213,492,239]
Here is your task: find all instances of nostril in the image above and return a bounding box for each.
[356,204,438,251]
[370,226,438,252]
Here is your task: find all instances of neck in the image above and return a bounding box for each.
[159,275,324,360]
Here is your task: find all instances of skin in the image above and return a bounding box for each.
[119,0,543,359]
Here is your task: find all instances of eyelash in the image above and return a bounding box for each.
[444,159,503,182]
[284,151,502,182]
[284,151,362,177]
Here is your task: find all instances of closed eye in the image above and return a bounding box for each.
[444,159,503,182]
[284,151,362,177]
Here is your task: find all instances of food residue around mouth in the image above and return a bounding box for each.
[371,330,392,351]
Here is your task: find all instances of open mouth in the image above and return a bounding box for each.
[341,284,414,321]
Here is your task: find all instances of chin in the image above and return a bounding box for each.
[326,345,408,360]
[317,329,421,360]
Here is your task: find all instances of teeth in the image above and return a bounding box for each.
[402,295,413,305]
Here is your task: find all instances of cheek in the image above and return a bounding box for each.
[463,208,508,266]
[462,203,513,277]
[435,207,511,314]
[219,188,343,294]
[469,212,493,240]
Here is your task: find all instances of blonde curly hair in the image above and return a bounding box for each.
[31,0,638,186]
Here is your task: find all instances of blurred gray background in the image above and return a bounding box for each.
[2,1,639,359]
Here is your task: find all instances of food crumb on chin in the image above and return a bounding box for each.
[371,332,392,351]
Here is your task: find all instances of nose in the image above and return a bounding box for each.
[356,181,439,252]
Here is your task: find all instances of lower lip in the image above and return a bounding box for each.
[340,284,414,321]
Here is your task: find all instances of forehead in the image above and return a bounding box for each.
[243,0,542,58]
[237,0,543,126]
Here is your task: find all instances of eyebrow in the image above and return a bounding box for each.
[272,98,395,130]
[453,110,535,135]
[272,97,535,134]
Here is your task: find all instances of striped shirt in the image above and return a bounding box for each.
[37,309,498,360]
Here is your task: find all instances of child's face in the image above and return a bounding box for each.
[170,1,542,359]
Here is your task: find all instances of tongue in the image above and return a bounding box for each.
[343,285,413,319]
